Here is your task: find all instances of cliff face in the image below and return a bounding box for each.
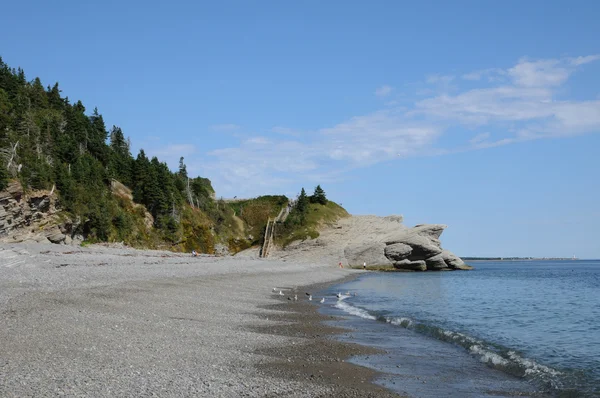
[265,215,470,271]
[0,181,75,244]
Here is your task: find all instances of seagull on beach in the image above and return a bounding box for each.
[308,295,312,301]
[336,292,342,299]
[279,290,284,296]
[320,297,325,303]
[294,295,298,301]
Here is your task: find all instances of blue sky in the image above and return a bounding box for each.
[2,1,599,258]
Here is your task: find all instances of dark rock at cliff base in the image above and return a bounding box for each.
[425,253,448,270]
[384,242,412,261]
[393,259,427,271]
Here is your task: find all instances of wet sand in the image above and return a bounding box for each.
[251,298,403,397]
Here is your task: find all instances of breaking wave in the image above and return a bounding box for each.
[333,299,567,392]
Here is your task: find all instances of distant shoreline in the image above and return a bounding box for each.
[463,257,580,261]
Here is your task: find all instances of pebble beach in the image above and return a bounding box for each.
[0,243,399,397]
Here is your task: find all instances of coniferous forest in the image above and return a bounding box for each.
[0,57,346,252]
[0,57,235,249]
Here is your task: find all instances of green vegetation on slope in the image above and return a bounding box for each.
[0,58,349,253]
[227,195,288,246]
[275,186,349,247]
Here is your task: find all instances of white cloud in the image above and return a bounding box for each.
[469,132,491,144]
[319,111,440,163]
[462,71,482,81]
[210,123,240,131]
[375,85,393,97]
[508,58,570,87]
[426,74,455,85]
[194,54,600,197]
[416,55,600,139]
[570,54,600,66]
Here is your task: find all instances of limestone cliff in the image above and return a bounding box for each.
[265,215,470,271]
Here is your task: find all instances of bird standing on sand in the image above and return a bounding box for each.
[294,295,298,301]
[279,290,284,296]
[320,298,325,303]
[308,295,312,301]
[336,292,342,299]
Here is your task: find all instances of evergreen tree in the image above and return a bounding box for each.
[310,185,327,205]
[108,125,132,185]
[0,162,8,190]
[0,58,226,246]
[178,156,187,179]
[296,187,309,216]
[88,107,109,165]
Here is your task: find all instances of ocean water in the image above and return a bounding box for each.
[319,260,600,397]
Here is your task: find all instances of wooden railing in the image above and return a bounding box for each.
[260,203,290,258]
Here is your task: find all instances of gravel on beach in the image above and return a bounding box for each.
[0,243,399,397]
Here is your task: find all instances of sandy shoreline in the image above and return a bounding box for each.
[0,243,398,397]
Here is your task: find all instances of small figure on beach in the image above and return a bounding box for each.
[363,261,366,270]
[320,297,325,303]
[192,250,198,257]
[339,262,343,268]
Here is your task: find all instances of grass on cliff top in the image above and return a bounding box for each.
[275,201,349,247]
[227,195,288,246]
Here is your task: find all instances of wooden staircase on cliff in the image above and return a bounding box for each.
[260,204,290,258]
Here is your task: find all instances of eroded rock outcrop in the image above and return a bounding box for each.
[267,214,470,271]
[0,181,76,244]
[343,221,470,271]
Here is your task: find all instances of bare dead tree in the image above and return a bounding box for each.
[186,178,194,208]
[0,141,21,176]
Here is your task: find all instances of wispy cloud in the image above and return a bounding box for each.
[469,132,491,144]
[210,123,240,131]
[153,144,196,157]
[194,55,600,196]
[426,74,455,85]
[375,85,393,97]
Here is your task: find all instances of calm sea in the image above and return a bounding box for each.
[319,260,600,397]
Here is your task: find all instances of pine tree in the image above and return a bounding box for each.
[88,107,109,165]
[296,188,309,213]
[178,157,188,179]
[310,185,327,205]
